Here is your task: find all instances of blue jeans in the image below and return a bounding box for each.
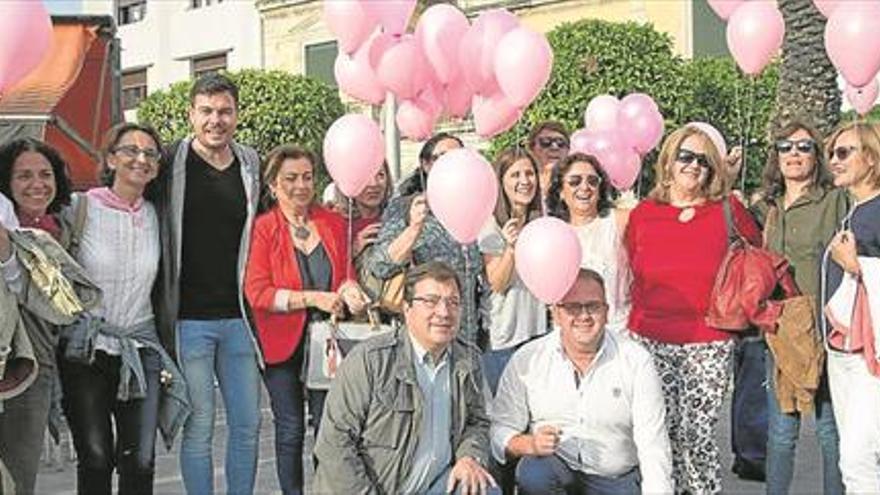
[482,346,518,397]
[766,353,843,495]
[516,455,640,495]
[0,369,51,495]
[263,343,306,495]
[178,319,261,495]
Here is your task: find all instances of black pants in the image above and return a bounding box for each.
[59,348,161,495]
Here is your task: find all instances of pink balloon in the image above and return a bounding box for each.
[472,92,522,138]
[443,75,474,118]
[594,145,642,191]
[584,94,620,132]
[813,0,840,17]
[458,9,519,95]
[396,99,437,140]
[707,0,745,20]
[0,0,52,94]
[494,27,553,108]
[825,2,880,87]
[569,129,594,155]
[426,148,498,244]
[515,217,582,304]
[323,1,376,54]
[726,1,785,76]
[845,80,879,116]
[323,114,385,197]
[377,35,430,100]
[367,30,395,70]
[580,129,626,157]
[416,4,470,85]
[334,51,385,106]
[686,122,728,158]
[618,93,664,155]
[364,0,416,37]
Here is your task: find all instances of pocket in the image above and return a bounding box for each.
[362,385,412,449]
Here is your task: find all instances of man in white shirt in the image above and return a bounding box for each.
[491,268,673,494]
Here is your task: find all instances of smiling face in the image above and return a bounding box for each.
[189,92,238,152]
[828,129,877,191]
[531,128,569,167]
[404,277,461,353]
[502,157,538,211]
[108,130,161,193]
[270,157,315,213]
[355,166,389,213]
[670,135,711,198]
[10,151,56,217]
[561,160,601,219]
[778,128,817,184]
[552,274,608,354]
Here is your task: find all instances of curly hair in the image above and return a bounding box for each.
[545,152,613,221]
[0,138,72,214]
[648,125,728,203]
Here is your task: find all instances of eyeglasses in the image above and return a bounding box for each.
[428,150,451,163]
[114,145,161,163]
[775,139,815,155]
[676,149,710,169]
[537,136,569,149]
[411,295,461,310]
[564,174,602,189]
[556,301,607,317]
[828,145,859,162]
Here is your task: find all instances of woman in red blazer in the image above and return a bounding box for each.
[244,144,367,495]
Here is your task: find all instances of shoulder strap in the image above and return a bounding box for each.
[67,195,89,257]
[722,196,739,245]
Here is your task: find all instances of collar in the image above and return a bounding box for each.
[87,187,144,214]
[551,327,612,370]
[408,331,449,368]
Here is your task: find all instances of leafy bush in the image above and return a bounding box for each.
[490,19,780,193]
[137,69,346,186]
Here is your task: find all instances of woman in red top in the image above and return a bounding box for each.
[244,144,367,495]
[624,125,760,494]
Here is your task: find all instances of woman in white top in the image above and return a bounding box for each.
[546,152,631,333]
[479,147,547,395]
[58,123,168,495]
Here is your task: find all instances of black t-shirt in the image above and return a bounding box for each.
[178,145,247,319]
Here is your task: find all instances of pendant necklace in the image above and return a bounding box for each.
[678,207,696,223]
[287,216,311,241]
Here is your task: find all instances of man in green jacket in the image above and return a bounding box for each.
[313,261,499,495]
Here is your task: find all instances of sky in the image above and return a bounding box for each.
[44,0,83,15]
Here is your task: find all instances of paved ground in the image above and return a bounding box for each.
[34,387,825,494]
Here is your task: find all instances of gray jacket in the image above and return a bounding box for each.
[312,327,490,495]
[153,138,263,366]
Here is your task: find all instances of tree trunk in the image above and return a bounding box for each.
[772,0,841,135]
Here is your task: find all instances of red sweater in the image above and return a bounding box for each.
[244,205,353,364]
[624,197,761,344]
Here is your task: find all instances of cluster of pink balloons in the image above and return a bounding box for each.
[325,2,553,140]
[708,0,785,76]
[0,1,53,96]
[819,0,880,115]
[569,93,664,190]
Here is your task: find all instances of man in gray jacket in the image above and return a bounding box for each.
[313,261,499,495]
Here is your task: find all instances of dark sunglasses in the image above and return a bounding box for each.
[676,149,710,168]
[556,301,607,317]
[828,145,859,162]
[538,136,569,149]
[775,139,815,155]
[564,174,602,189]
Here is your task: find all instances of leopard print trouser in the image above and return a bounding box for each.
[634,336,735,495]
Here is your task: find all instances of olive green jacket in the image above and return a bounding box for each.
[312,327,490,495]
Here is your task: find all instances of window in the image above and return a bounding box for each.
[190,0,223,8]
[121,68,147,111]
[117,0,146,25]
[191,52,228,79]
[305,41,338,87]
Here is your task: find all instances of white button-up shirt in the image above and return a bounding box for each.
[491,329,673,494]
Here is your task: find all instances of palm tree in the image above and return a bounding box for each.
[772,0,841,135]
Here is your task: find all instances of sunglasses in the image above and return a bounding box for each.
[828,146,859,162]
[564,174,602,189]
[775,139,815,155]
[556,301,607,317]
[676,149,710,168]
[537,136,569,149]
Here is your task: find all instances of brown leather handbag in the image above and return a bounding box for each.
[706,198,797,333]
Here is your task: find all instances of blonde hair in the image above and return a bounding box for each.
[826,121,880,188]
[648,126,728,203]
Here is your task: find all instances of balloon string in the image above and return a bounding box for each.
[741,76,756,194]
[346,196,353,281]
[462,242,473,345]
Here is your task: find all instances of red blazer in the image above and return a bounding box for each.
[245,205,353,364]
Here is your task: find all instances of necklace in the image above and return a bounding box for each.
[678,207,696,223]
[285,214,311,241]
